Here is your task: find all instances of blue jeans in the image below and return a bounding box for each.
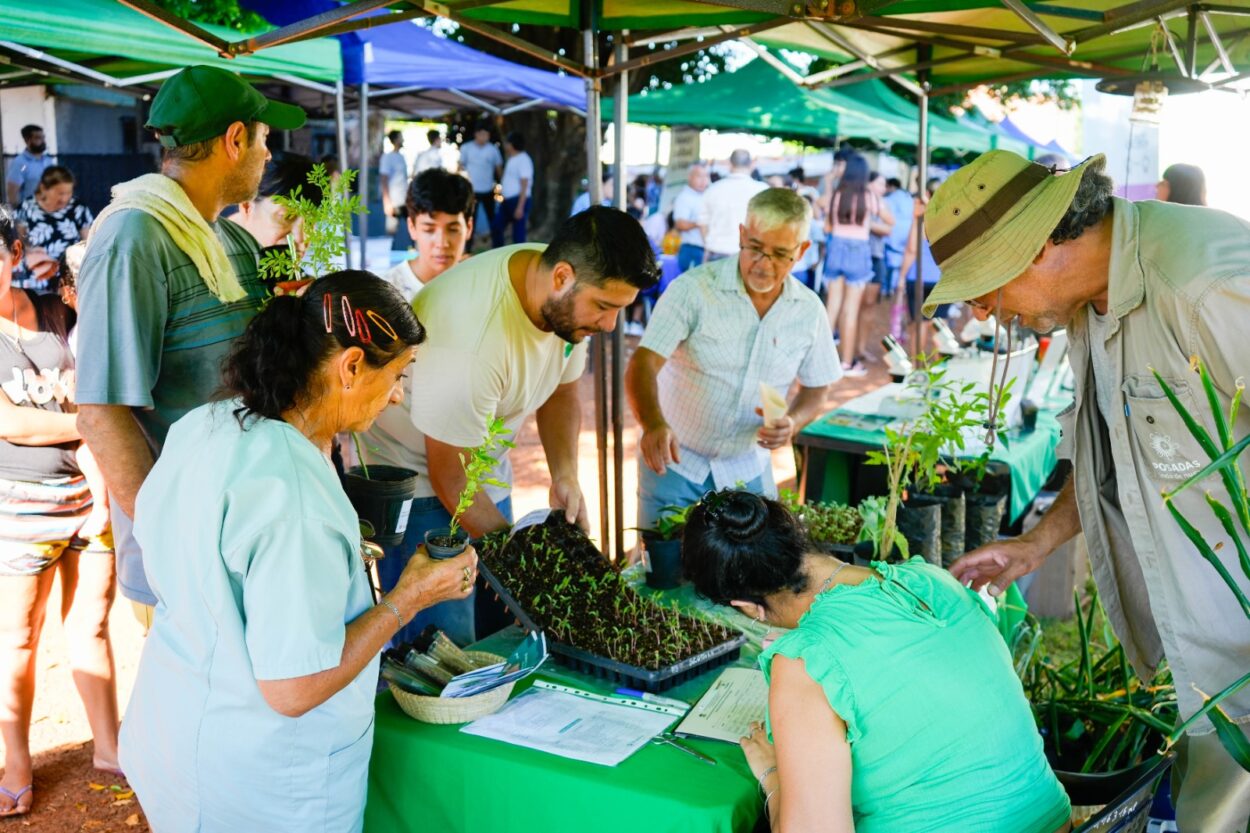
[824,235,874,285]
[491,196,529,247]
[636,463,774,530]
[677,243,704,274]
[376,495,513,647]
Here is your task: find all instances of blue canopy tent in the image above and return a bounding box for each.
[245,0,585,259]
[998,115,1073,163]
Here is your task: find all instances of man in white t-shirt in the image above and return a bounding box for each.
[376,206,659,644]
[700,149,767,261]
[378,130,408,236]
[492,130,534,248]
[415,129,445,174]
[458,124,503,242]
[671,164,709,273]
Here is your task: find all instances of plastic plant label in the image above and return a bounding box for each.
[395,498,414,535]
[507,508,552,544]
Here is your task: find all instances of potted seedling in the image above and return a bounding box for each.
[258,163,362,295]
[780,489,862,555]
[853,495,908,565]
[954,449,1008,552]
[640,503,696,590]
[426,418,515,559]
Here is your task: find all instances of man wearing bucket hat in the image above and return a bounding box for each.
[76,66,305,623]
[936,150,1250,829]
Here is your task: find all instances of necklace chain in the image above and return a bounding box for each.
[2,290,27,357]
[816,561,851,596]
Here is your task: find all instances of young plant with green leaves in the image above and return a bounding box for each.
[447,417,516,539]
[258,164,362,284]
[1152,357,1250,772]
[780,489,863,547]
[646,503,697,541]
[863,366,1005,560]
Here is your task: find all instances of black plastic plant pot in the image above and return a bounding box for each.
[898,495,942,565]
[964,491,1007,552]
[1055,753,1172,807]
[341,465,419,547]
[425,527,468,560]
[922,485,966,567]
[851,540,902,566]
[641,533,683,590]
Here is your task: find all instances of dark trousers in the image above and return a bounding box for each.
[491,196,529,248]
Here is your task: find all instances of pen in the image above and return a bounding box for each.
[614,688,690,710]
[654,734,717,766]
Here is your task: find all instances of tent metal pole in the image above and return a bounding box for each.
[358,81,369,270]
[912,89,928,354]
[585,27,610,556]
[336,80,352,266]
[612,34,629,563]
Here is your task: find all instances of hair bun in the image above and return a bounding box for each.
[716,492,769,543]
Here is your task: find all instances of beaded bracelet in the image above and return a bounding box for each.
[378,599,405,631]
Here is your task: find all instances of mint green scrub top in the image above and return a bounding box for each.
[760,559,1071,833]
[119,401,378,833]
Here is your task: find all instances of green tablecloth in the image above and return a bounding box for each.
[363,621,766,833]
[800,409,1063,523]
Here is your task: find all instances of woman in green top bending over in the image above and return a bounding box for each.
[682,490,1071,833]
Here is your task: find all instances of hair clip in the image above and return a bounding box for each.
[322,293,333,334]
[365,310,399,342]
[354,309,372,344]
[341,295,358,337]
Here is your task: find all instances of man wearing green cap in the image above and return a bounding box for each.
[76,65,305,620]
[935,151,1250,829]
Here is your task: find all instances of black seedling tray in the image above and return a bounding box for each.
[478,561,748,693]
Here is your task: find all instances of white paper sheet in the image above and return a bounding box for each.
[460,685,679,766]
[673,667,769,743]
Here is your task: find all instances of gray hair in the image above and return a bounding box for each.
[746,188,813,242]
[729,149,752,169]
[1050,156,1114,245]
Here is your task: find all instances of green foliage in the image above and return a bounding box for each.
[854,494,909,560]
[448,418,516,538]
[149,0,265,31]
[779,489,862,546]
[258,165,362,283]
[1154,358,1250,771]
[648,503,696,541]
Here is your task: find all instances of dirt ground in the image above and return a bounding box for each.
[6,302,894,831]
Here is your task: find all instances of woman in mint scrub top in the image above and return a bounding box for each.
[119,272,479,833]
[683,490,1071,833]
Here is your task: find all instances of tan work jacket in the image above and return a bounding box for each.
[1060,197,1250,734]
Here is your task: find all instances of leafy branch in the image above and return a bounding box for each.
[258,164,362,283]
[448,418,516,539]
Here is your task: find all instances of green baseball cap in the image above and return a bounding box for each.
[920,150,1104,317]
[145,65,306,149]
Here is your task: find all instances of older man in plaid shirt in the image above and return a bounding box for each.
[626,188,842,528]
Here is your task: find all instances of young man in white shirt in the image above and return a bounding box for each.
[627,188,842,529]
[378,130,408,235]
[492,131,534,248]
[458,124,503,243]
[377,206,659,644]
[376,168,474,301]
[415,129,445,173]
[699,149,767,261]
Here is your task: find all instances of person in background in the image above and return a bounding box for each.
[5,127,53,208]
[14,166,94,294]
[570,171,613,216]
[895,195,945,355]
[823,153,893,377]
[926,150,1250,828]
[378,168,474,310]
[380,207,658,645]
[0,208,118,819]
[858,172,894,363]
[226,153,321,253]
[1157,162,1206,206]
[700,150,768,262]
[792,187,824,292]
[882,178,915,341]
[671,164,709,274]
[76,65,304,626]
[491,131,533,248]
[118,273,476,832]
[683,490,1071,833]
[819,147,853,200]
[645,171,663,216]
[416,129,445,174]
[925,176,942,199]
[458,124,503,246]
[379,130,409,237]
[627,189,840,529]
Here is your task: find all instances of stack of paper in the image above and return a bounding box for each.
[673,668,769,743]
[440,632,547,699]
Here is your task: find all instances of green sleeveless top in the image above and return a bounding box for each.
[760,559,1070,833]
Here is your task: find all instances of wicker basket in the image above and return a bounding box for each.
[388,651,515,724]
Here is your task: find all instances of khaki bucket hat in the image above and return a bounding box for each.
[921,150,1104,317]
